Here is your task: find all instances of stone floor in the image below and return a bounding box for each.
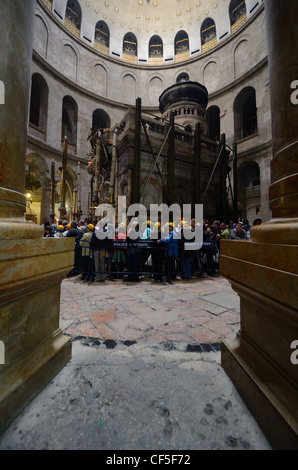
[0,273,274,450]
[60,273,241,348]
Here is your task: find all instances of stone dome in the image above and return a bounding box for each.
[48,0,257,65]
[159,80,208,114]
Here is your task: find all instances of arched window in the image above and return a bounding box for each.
[201,18,216,45]
[123,33,137,56]
[29,73,48,132]
[149,35,163,57]
[207,106,221,141]
[65,0,81,31]
[95,21,109,47]
[243,161,260,188]
[123,74,136,103]
[34,15,49,58]
[90,109,111,149]
[176,72,189,83]
[94,64,108,96]
[229,0,247,26]
[62,96,78,150]
[238,161,261,222]
[149,76,163,105]
[234,87,258,140]
[175,30,189,55]
[63,44,78,81]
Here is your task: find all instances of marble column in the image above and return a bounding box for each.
[220,0,298,449]
[39,174,51,225]
[0,0,73,434]
[0,1,42,238]
[58,137,68,220]
[50,159,56,223]
[92,131,102,206]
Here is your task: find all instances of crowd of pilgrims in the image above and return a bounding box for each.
[42,216,261,282]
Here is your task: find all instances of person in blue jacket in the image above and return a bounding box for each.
[157,222,179,282]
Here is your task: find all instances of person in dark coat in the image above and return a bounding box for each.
[90,223,111,281]
[65,221,83,240]
[123,219,143,282]
[179,221,193,279]
[65,221,84,276]
[151,222,165,282]
[157,222,179,282]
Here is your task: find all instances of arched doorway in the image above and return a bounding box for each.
[238,160,261,222]
[234,87,258,140]
[55,166,77,223]
[25,153,50,225]
[61,95,78,153]
[207,105,221,141]
[90,109,111,149]
[29,73,49,140]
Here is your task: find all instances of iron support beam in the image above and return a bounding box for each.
[233,143,238,222]
[133,97,142,204]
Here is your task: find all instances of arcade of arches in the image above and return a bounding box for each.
[27,0,271,226]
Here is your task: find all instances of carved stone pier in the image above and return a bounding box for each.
[220,0,298,450]
[0,0,73,434]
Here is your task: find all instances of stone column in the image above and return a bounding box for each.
[168,112,175,206]
[220,0,298,450]
[39,173,51,225]
[0,0,73,434]
[92,131,102,206]
[109,129,118,206]
[0,1,42,238]
[133,98,141,205]
[76,161,82,220]
[251,0,298,241]
[58,137,68,220]
[50,159,56,224]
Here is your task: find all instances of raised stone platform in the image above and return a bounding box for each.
[0,237,75,434]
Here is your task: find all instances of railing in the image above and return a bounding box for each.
[29,122,46,141]
[68,238,220,284]
[94,40,109,55]
[64,17,80,38]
